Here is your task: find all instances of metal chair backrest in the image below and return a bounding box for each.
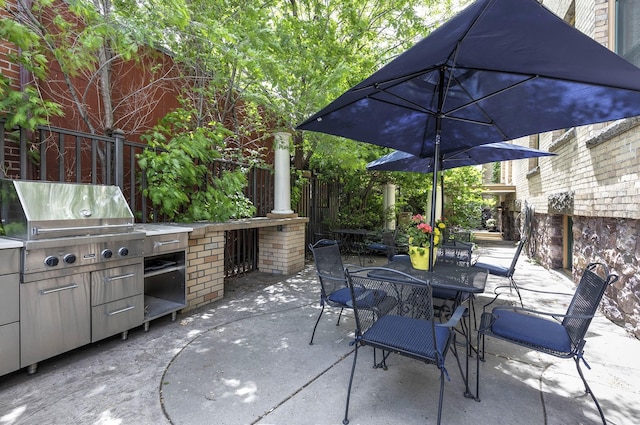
[345,267,436,349]
[562,262,618,349]
[437,240,473,267]
[381,230,398,260]
[309,240,347,298]
[506,237,527,277]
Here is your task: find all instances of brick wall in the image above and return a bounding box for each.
[258,221,307,275]
[504,1,640,338]
[184,217,308,311]
[186,228,226,311]
[1,1,20,91]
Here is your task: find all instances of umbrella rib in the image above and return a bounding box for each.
[370,90,436,116]
[446,72,538,118]
[353,66,441,91]
[441,73,540,139]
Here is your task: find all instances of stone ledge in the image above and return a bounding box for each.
[188,216,309,236]
[586,116,640,148]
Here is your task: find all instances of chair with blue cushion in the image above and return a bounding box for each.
[342,267,467,425]
[472,237,527,306]
[308,239,352,345]
[476,262,618,425]
[366,229,402,261]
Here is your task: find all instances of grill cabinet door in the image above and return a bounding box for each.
[20,273,91,367]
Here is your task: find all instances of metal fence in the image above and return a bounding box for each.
[0,122,279,277]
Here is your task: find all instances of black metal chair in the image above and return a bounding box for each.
[308,239,352,344]
[366,229,404,261]
[476,262,618,425]
[437,240,473,267]
[342,267,467,425]
[472,237,527,306]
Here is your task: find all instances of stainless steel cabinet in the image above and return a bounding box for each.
[20,272,91,369]
[0,247,20,376]
[90,263,144,342]
[142,232,187,331]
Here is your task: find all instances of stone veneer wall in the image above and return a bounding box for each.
[184,217,308,312]
[573,216,640,339]
[531,213,640,338]
[528,214,564,270]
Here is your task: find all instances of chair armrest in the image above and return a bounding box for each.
[493,284,573,297]
[437,304,467,328]
[492,305,594,322]
[482,284,573,312]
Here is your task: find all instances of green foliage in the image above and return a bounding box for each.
[441,167,486,229]
[138,109,256,222]
[0,14,63,129]
[370,166,486,231]
[290,169,308,210]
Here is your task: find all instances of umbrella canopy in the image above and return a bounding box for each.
[297,0,640,269]
[297,0,640,157]
[367,142,555,222]
[366,142,556,173]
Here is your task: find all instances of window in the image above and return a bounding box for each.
[617,0,640,67]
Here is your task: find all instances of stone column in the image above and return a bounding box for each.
[268,132,297,218]
[383,183,396,230]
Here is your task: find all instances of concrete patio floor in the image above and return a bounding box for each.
[1,239,639,425]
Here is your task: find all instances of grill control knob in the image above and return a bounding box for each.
[118,247,129,257]
[102,249,113,259]
[44,256,59,267]
[63,253,77,264]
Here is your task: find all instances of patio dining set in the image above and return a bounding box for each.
[308,237,618,425]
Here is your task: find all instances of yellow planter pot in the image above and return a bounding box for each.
[408,246,437,270]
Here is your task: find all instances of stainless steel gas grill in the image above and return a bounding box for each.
[0,179,145,373]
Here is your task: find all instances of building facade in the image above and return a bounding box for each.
[497,0,640,338]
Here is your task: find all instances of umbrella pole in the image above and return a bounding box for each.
[428,67,446,272]
[429,136,440,272]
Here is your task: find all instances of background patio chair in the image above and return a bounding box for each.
[476,262,618,425]
[308,239,351,345]
[472,237,527,306]
[366,229,406,261]
[437,240,473,267]
[342,267,467,425]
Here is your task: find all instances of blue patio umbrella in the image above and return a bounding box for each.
[366,142,555,174]
[367,142,555,220]
[297,0,640,269]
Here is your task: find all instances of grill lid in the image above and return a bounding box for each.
[1,179,135,240]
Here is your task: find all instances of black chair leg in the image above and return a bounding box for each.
[343,344,359,425]
[336,307,344,326]
[309,305,325,345]
[476,329,486,401]
[574,356,607,425]
[437,369,445,425]
[510,277,524,307]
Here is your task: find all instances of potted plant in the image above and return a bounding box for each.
[405,214,446,270]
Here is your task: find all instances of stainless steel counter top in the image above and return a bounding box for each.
[0,238,23,250]
[133,224,193,236]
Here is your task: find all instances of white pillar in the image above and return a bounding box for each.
[383,183,396,230]
[271,132,294,215]
[426,185,442,222]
